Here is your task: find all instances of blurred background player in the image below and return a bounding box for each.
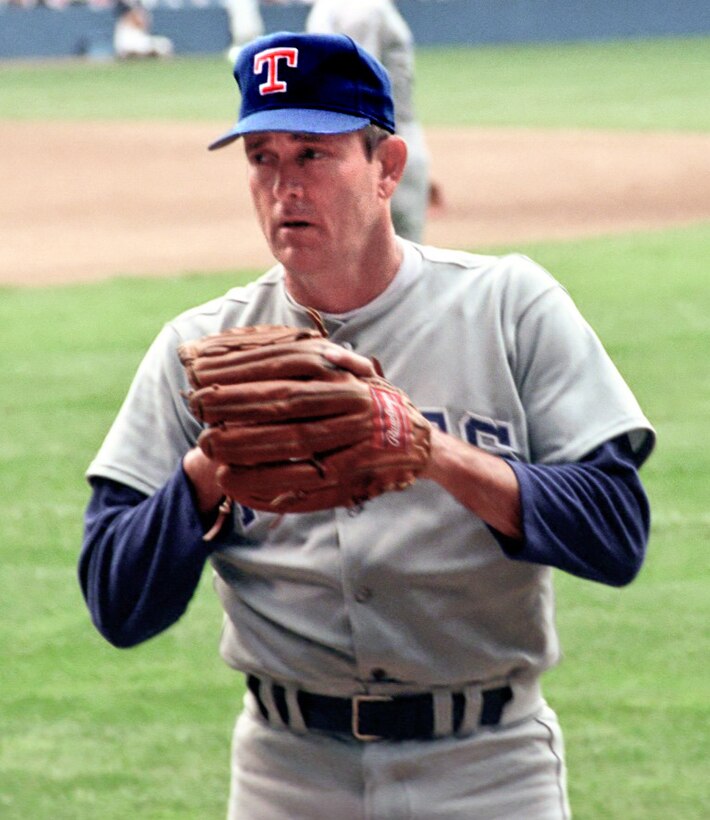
[306,0,441,242]
[113,0,173,60]
[224,0,264,64]
[225,0,296,64]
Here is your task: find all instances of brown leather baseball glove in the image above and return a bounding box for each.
[178,323,431,514]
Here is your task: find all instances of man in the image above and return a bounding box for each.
[223,0,265,64]
[113,0,173,60]
[224,0,298,64]
[80,32,655,819]
[306,0,436,242]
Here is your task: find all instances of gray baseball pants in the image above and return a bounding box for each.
[227,691,571,819]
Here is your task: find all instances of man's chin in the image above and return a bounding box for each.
[271,246,303,269]
[270,237,321,271]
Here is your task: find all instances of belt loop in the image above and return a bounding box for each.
[259,680,287,729]
[246,674,269,721]
[432,691,454,737]
[284,687,307,734]
[457,685,483,736]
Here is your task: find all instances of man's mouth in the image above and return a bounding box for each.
[281,220,312,229]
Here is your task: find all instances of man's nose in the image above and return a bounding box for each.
[273,166,304,199]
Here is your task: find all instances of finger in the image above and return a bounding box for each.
[322,346,378,377]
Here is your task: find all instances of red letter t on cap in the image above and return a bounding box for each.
[253,48,299,95]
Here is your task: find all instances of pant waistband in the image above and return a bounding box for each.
[246,674,542,742]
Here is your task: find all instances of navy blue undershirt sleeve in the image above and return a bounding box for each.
[79,465,226,648]
[491,434,650,587]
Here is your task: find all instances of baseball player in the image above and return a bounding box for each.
[305,0,434,242]
[80,33,655,819]
[113,1,173,60]
[223,0,264,64]
[224,0,299,65]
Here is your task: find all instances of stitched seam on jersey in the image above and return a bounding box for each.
[509,282,560,390]
[513,282,564,331]
[534,716,570,820]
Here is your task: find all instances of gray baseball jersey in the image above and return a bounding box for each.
[88,240,653,696]
[306,0,430,242]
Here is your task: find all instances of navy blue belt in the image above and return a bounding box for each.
[247,675,514,742]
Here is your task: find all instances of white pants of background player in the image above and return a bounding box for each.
[224,0,265,63]
[392,119,430,243]
[227,692,571,819]
[113,22,173,59]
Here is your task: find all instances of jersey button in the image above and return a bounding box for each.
[354,586,373,603]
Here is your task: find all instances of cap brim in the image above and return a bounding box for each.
[208,108,371,151]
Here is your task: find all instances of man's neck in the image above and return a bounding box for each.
[284,233,403,314]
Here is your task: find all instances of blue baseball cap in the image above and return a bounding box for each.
[208,31,396,151]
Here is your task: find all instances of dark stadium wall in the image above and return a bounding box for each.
[1,0,709,60]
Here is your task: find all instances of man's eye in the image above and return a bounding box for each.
[299,148,320,163]
[248,151,271,166]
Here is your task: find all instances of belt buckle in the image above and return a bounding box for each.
[351,694,392,741]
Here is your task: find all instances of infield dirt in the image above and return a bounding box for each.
[3,122,710,286]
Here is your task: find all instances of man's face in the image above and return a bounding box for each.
[243,130,386,274]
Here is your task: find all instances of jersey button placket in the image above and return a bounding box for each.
[334,507,386,682]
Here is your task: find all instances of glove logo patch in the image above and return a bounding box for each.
[370,386,411,449]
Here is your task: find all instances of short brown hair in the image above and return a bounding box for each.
[361,124,391,160]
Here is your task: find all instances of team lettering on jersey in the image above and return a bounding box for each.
[253,47,299,95]
[424,410,518,459]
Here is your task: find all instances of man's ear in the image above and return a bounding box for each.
[377,135,408,198]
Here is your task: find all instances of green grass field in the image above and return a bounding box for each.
[3,35,710,130]
[1,36,709,819]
